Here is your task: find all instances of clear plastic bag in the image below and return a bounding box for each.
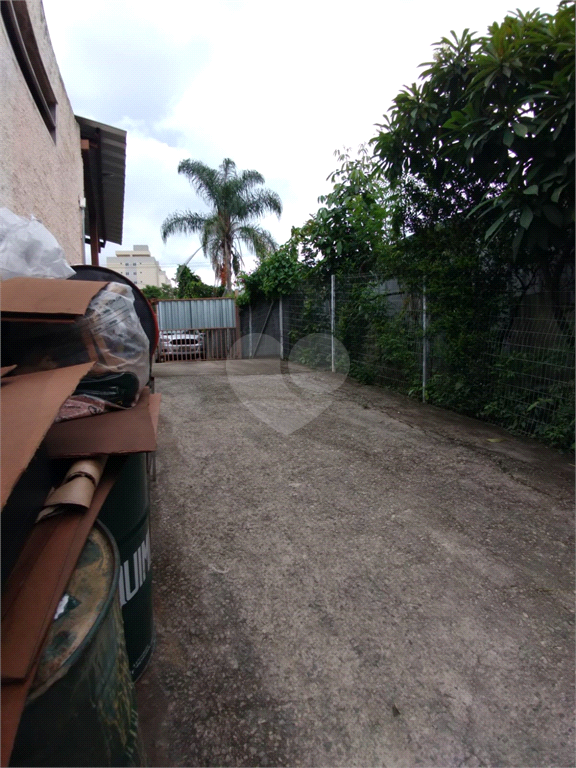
[80,283,150,394]
[0,207,75,280]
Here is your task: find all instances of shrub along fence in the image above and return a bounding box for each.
[240,275,574,450]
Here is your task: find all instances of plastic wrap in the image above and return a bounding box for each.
[0,207,75,280]
[80,283,150,393]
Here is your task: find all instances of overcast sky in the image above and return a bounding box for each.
[43,0,559,286]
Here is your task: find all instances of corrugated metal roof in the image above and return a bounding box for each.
[76,115,127,246]
[157,299,237,330]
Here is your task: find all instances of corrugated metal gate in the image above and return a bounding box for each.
[156,298,239,362]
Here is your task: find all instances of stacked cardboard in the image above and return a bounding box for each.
[1,277,160,766]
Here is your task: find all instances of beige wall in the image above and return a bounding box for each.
[0,0,84,264]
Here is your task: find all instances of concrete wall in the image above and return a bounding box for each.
[0,0,84,264]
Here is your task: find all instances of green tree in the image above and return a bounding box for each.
[176,265,225,299]
[235,145,396,300]
[161,158,282,291]
[372,2,575,295]
[141,283,177,301]
[295,146,394,280]
[236,239,306,305]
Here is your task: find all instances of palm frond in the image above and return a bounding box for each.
[242,189,283,220]
[207,237,224,276]
[219,158,239,185]
[161,211,210,242]
[231,250,242,275]
[178,160,220,205]
[198,215,225,275]
[236,224,277,260]
[238,169,266,191]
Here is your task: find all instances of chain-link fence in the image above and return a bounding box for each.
[240,275,574,449]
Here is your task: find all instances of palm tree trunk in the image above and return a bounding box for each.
[223,239,232,291]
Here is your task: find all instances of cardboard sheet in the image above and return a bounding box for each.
[1,363,95,509]
[1,277,107,321]
[45,389,161,457]
[1,461,123,766]
[1,461,122,679]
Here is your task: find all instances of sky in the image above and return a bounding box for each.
[43,0,559,286]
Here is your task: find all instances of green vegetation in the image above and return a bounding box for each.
[141,283,177,301]
[161,158,282,291]
[234,4,575,449]
[236,238,306,306]
[371,2,574,299]
[175,265,225,299]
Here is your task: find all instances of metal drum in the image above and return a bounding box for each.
[10,523,145,767]
[69,265,159,359]
[98,452,154,680]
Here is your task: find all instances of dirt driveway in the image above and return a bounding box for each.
[136,359,574,767]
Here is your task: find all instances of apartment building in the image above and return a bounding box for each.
[107,245,171,288]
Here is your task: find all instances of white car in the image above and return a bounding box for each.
[158,330,205,361]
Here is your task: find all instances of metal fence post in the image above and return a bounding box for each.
[279,295,284,360]
[331,274,336,373]
[249,304,253,358]
[422,281,428,402]
[235,302,241,359]
[252,300,275,358]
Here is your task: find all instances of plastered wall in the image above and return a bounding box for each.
[0,0,84,264]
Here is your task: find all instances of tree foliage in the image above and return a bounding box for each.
[298,146,394,280]
[236,239,306,306]
[141,283,177,301]
[175,265,225,299]
[371,2,575,291]
[161,158,282,290]
[233,6,574,450]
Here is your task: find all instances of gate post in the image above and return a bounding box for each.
[235,301,241,360]
[279,296,284,360]
[331,274,336,373]
[422,281,428,402]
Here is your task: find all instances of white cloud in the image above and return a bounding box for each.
[44,0,560,286]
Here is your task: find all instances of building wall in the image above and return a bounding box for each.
[107,246,171,288]
[0,0,84,264]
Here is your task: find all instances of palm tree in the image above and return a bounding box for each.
[161,158,282,291]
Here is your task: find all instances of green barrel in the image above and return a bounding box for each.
[98,452,154,680]
[10,523,146,767]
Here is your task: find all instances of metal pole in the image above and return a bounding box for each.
[89,215,99,266]
[79,197,87,264]
[331,274,336,373]
[235,302,241,359]
[422,280,427,402]
[249,305,253,358]
[253,300,275,358]
[279,295,284,360]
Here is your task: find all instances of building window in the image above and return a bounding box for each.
[1,1,57,136]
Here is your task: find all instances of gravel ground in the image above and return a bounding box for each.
[136,360,574,767]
